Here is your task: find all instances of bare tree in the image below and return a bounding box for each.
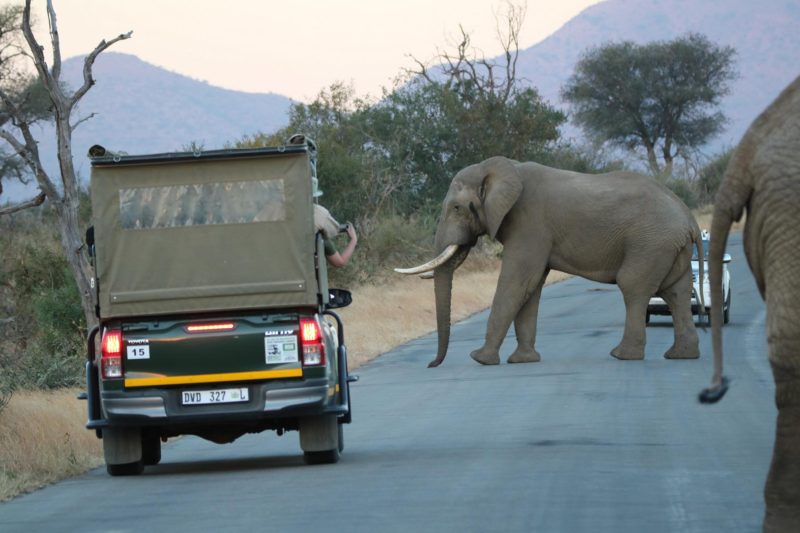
[0,0,131,331]
[409,0,527,104]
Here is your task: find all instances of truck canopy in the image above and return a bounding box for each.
[90,145,324,318]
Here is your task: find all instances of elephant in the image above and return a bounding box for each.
[396,156,705,368]
[700,74,800,532]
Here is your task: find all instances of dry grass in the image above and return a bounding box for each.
[693,205,746,233]
[0,389,103,501]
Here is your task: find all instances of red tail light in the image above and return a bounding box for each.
[185,322,236,333]
[100,328,123,379]
[299,317,325,366]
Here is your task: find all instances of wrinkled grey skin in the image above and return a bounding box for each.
[705,75,800,532]
[426,156,703,368]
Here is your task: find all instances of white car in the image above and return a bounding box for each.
[646,235,731,325]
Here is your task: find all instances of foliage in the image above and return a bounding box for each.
[665,178,699,209]
[696,148,734,205]
[562,33,737,178]
[0,208,86,389]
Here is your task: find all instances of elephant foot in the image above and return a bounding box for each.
[508,346,541,364]
[610,343,644,361]
[470,347,500,366]
[664,343,700,359]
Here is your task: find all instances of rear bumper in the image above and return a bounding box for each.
[87,377,346,430]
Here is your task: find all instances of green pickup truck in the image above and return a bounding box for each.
[82,140,354,475]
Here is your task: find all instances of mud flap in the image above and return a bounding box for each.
[103,427,142,465]
[299,414,338,452]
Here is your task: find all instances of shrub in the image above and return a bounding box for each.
[1,209,87,390]
[696,148,733,205]
[666,178,700,208]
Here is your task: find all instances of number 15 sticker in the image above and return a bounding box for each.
[127,344,150,360]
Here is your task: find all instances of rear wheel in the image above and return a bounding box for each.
[300,414,340,465]
[645,311,651,325]
[103,427,144,476]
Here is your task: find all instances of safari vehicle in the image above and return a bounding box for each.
[647,232,732,325]
[81,140,354,475]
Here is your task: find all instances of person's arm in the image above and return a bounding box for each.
[326,224,357,267]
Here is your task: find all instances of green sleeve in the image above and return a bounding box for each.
[323,238,337,257]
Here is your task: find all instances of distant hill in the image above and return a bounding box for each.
[2,52,294,201]
[2,0,798,203]
[516,0,800,151]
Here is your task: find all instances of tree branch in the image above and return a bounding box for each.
[46,0,61,80]
[71,112,96,130]
[21,1,57,97]
[0,190,45,215]
[71,29,132,108]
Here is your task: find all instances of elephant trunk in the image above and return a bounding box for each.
[429,246,471,368]
[699,205,733,403]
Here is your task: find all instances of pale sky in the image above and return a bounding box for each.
[16,0,602,101]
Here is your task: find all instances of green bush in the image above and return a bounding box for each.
[666,178,700,209]
[696,148,733,205]
[1,209,87,390]
[327,211,438,287]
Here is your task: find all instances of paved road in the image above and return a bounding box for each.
[0,234,774,532]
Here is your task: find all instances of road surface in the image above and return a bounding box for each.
[0,234,773,532]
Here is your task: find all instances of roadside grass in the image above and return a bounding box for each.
[0,389,103,501]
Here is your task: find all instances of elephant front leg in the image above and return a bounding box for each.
[763,360,800,532]
[507,270,548,364]
[471,255,548,366]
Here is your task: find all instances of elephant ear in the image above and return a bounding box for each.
[481,157,523,239]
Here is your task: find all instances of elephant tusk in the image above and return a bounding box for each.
[394,244,460,275]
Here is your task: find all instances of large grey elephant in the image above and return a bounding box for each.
[701,75,800,532]
[396,156,704,368]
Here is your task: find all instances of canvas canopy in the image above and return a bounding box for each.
[90,145,323,319]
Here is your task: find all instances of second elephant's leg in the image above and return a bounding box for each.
[763,359,800,533]
[508,269,549,364]
[658,269,700,359]
[612,262,666,360]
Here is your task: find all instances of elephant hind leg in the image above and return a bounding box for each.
[612,260,668,360]
[658,269,700,359]
[763,359,800,532]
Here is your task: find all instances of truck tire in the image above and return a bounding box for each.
[103,427,143,476]
[300,414,340,465]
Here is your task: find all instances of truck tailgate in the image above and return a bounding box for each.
[121,314,303,388]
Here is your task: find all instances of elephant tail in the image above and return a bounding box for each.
[698,198,743,404]
[695,232,706,327]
